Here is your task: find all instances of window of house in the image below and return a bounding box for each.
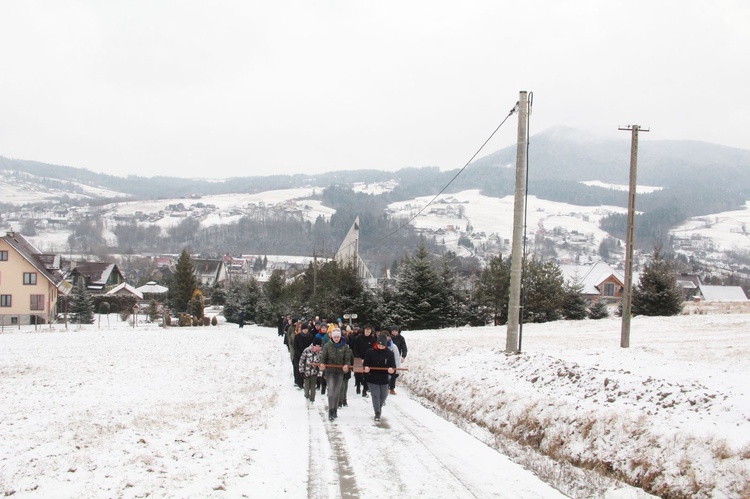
[603,283,615,296]
[30,295,45,311]
[0,250,8,261]
[0,295,11,307]
[23,272,37,285]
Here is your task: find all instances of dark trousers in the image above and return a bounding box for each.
[367,382,389,416]
[388,372,399,390]
[293,357,303,388]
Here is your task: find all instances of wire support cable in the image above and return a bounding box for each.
[384,103,519,240]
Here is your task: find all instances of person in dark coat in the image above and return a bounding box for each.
[293,323,314,389]
[351,326,375,397]
[363,332,396,422]
[238,311,245,328]
[277,313,286,336]
[389,325,407,394]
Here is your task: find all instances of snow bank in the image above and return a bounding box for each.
[403,315,750,498]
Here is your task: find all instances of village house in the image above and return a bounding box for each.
[0,229,71,325]
[193,258,227,287]
[68,261,125,293]
[560,261,625,302]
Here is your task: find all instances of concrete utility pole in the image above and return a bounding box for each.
[618,125,649,348]
[506,91,529,354]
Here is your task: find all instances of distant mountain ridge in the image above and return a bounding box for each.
[3,128,750,248]
[3,126,749,200]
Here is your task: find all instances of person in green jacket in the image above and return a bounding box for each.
[318,329,353,421]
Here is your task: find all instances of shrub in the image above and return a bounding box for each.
[588,299,610,319]
[211,316,218,326]
[178,313,192,327]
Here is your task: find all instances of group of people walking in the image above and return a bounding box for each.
[281,316,408,422]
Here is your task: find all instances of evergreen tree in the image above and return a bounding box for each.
[372,279,401,328]
[190,290,204,320]
[70,280,95,324]
[224,277,268,325]
[471,254,511,326]
[147,299,161,322]
[438,253,468,327]
[523,258,565,323]
[631,248,683,316]
[561,278,588,320]
[396,243,443,330]
[587,299,610,319]
[170,249,198,313]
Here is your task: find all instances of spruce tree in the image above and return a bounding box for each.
[396,243,443,330]
[70,280,95,324]
[438,253,468,328]
[523,258,565,323]
[147,299,160,322]
[587,299,610,319]
[171,249,198,313]
[471,254,511,325]
[631,248,683,316]
[561,278,588,320]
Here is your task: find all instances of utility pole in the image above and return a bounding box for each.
[506,91,528,354]
[618,125,649,348]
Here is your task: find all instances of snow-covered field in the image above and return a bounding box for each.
[670,201,750,253]
[2,311,749,497]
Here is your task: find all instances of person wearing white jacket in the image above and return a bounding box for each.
[388,334,401,395]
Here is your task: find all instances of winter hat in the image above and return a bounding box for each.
[312,337,322,346]
[376,333,388,347]
[331,329,342,340]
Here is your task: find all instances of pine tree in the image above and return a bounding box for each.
[631,248,683,316]
[561,278,588,320]
[147,299,161,322]
[472,254,511,325]
[587,299,610,319]
[438,253,468,327]
[170,249,198,313]
[523,258,565,323]
[396,243,443,330]
[70,280,95,324]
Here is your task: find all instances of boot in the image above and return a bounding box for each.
[374,411,381,422]
[342,399,348,407]
[328,409,335,421]
[333,408,338,419]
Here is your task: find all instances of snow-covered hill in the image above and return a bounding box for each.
[0,169,130,204]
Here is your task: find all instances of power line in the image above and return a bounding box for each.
[383,103,519,240]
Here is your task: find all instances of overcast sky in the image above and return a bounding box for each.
[1,1,748,179]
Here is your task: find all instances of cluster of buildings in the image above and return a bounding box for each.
[0,228,175,327]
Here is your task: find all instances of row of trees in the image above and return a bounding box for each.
[202,243,683,330]
[63,242,683,329]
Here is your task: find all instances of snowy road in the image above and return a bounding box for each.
[247,329,566,498]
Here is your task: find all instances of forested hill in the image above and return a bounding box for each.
[3,127,750,232]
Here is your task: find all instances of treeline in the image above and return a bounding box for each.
[213,245,616,331]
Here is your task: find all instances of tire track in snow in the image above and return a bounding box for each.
[320,406,361,499]
[388,402,480,498]
[306,403,362,499]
